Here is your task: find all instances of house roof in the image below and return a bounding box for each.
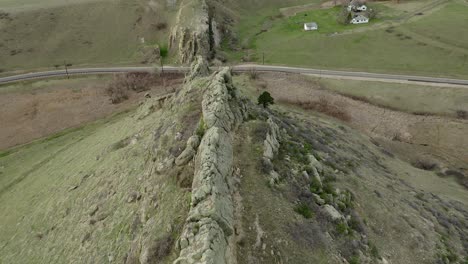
[304,22,318,28]
[352,15,369,20]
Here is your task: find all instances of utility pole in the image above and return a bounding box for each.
[262,52,265,65]
[64,61,69,79]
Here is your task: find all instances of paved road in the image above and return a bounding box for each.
[1,65,468,87]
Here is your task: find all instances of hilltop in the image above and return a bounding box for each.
[0,0,467,263]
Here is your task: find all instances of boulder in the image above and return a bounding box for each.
[312,194,325,205]
[323,204,344,222]
[269,170,280,186]
[175,135,201,166]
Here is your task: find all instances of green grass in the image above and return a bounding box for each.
[0,104,189,263]
[225,1,468,78]
[0,0,176,72]
[403,2,468,50]
[318,77,468,117]
[294,202,314,218]
[281,6,379,34]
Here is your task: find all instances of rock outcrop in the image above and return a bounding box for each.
[187,55,210,81]
[169,0,212,64]
[175,135,201,166]
[262,118,281,185]
[169,0,231,64]
[174,67,245,264]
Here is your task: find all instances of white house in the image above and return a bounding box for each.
[304,22,318,31]
[356,5,367,11]
[350,15,369,24]
[347,1,367,12]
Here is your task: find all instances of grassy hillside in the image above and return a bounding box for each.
[318,77,468,117]
[0,0,176,71]
[223,0,468,78]
[403,2,468,49]
[231,75,468,263]
[0,99,193,263]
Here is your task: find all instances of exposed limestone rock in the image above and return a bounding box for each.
[174,67,245,264]
[307,154,323,173]
[175,135,201,166]
[263,118,280,160]
[169,0,233,64]
[202,68,246,132]
[269,170,280,186]
[312,194,325,205]
[187,56,210,81]
[323,204,344,222]
[262,118,281,184]
[169,0,212,63]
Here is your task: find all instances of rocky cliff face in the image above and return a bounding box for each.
[169,0,230,64]
[169,0,211,63]
[173,66,246,263]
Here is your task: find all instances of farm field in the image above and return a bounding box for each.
[317,77,468,117]
[224,0,468,78]
[0,0,175,72]
[402,2,468,50]
[0,73,183,150]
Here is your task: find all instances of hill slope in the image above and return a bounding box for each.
[1,57,467,263]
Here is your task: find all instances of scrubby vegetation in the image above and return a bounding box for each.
[278,97,351,122]
[294,203,313,218]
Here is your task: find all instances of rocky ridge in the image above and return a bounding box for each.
[173,65,246,263]
[169,0,213,63]
[169,0,232,64]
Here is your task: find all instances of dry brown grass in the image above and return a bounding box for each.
[279,97,351,122]
[105,72,160,104]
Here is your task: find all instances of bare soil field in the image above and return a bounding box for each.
[0,74,183,150]
[240,72,468,173]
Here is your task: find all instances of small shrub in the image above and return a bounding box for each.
[310,179,321,193]
[248,69,258,80]
[322,182,336,196]
[336,222,349,235]
[294,203,313,219]
[411,158,438,171]
[105,72,159,103]
[349,255,360,264]
[159,45,169,58]
[195,118,206,138]
[106,84,129,104]
[258,91,275,108]
[155,22,168,30]
[370,243,380,258]
[456,110,467,119]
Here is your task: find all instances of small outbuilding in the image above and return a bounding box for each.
[304,22,318,31]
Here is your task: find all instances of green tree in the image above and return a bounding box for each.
[337,7,351,25]
[258,91,274,108]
